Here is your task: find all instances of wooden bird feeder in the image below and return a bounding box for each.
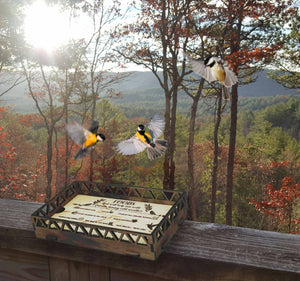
[31,181,187,260]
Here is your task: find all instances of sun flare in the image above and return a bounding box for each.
[24,1,71,53]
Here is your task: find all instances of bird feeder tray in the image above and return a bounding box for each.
[31,181,187,260]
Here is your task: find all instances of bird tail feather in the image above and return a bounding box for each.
[147,139,168,160]
[75,147,89,160]
[223,87,230,100]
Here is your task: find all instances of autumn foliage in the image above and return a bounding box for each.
[0,103,47,201]
[0,0,299,235]
[250,161,300,233]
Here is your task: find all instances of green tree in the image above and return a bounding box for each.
[268,13,300,90]
[261,98,300,140]
[95,99,124,129]
[0,0,25,97]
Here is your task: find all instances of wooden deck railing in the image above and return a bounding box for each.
[0,199,299,281]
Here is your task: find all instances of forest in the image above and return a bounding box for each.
[0,0,299,234]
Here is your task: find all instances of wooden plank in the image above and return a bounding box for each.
[69,260,89,281]
[110,266,296,281]
[165,222,300,273]
[0,199,41,231]
[111,268,169,281]
[0,199,300,281]
[49,257,69,281]
[0,248,49,281]
[89,265,110,281]
[3,230,298,281]
[48,258,110,281]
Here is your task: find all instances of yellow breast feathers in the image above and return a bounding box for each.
[136,130,152,145]
[83,132,97,148]
[216,64,226,82]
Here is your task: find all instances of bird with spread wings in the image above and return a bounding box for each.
[116,114,167,160]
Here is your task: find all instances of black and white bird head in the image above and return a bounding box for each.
[204,56,215,67]
[204,56,224,68]
[96,133,105,142]
[138,124,145,134]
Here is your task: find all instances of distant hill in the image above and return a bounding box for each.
[0,78,36,113]
[115,70,299,97]
[0,70,299,114]
[238,71,299,97]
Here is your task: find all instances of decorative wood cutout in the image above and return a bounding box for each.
[31,181,187,260]
[51,195,172,234]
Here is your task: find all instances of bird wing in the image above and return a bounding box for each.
[89,120,99,134]
[186,54,215,83]
[223,66,238,87]
[116,135,147,155]
[66,122,90,145]
[147,114,165,139]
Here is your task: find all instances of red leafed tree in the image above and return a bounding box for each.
[205,0,297,225]
[0,105,46,201]
[250,176,300,234]
[0,122,17,194]
[181,0,296,223]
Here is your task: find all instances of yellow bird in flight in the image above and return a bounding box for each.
[185,54,238,99]
[117,114,167,160]
[66,120,105,159]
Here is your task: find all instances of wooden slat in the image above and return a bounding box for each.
[0,248,49,281]
[49,257,69,281]
[0,199,300,281]
[0,199,41,231]
[69,261,89,281]
[88,265,110,281]
[111,268,169,281]
[165,222,300,273]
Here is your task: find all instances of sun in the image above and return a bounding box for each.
[24,1,71,53]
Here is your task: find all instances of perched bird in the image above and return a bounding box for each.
[66,120,105,160]
[185,54,238,99]
[117,114,168,160]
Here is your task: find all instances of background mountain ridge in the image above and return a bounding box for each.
[0,70,299,114]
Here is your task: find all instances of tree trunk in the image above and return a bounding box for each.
[163,92,177,192]
[64,71,69,188]
[54,127,59,190]
[161,0,173,191]
[187,79,203,220]
[163,91,171,190]
[226,83,238,225]
[65,112,69,187]
[169,86,178,190]
[211,90,223,223]
[46,128,53,201]
[188,189,197,221]
[89,95,97,182]
[225,0,243,226]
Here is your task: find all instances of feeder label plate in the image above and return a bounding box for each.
[51,195,173,234]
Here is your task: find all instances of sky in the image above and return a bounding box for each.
[23,0,299,72]
[24,1,83,53]
[23,0,142,71]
